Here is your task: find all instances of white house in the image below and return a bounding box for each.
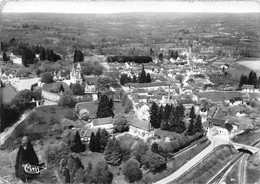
[206,118,229,136]
[89,117,113,131]
[127,116,154,140]
[242,84,254,92]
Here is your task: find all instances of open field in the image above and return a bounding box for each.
[237,59,260,75]
[76,101,125,118]
[198,91,243,102]
[1,105,73,151]
[173,145,238,184]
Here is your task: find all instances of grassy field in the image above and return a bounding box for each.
[76,101,125,118]
[224,161,239,184]
[1,105,73,150]
[173,145,238,184]
[198,91,243,102]
[246,143,260,184]
[233,131,260,145]
[237,59,260,75]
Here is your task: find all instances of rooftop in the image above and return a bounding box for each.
[92,117,113,126]
[126,116,152,132]
[209,118,227,128]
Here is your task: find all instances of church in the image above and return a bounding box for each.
[70,62,83,84]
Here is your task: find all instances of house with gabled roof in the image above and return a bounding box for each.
[242,84,254,92]
[89,117,113,131]
[126,116,154,140]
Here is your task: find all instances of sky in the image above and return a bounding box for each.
[2,1,260,14]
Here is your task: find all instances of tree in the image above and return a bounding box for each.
[25,141,39,165]
[189,106,196,120]
[73,49,84,63]
[3,50,10,63]
[158,53,163,61]
[95,129,101,152]
[10,89,34,111]
[90,161,113,184]
[58,94,76,108]
[89,132,96,152]
[239,74,248,88]
[96,95,114,118]
[104,137,114,163]
[71,131,84,153]
[146,73,151,83]
[132,75,137,83]
[41,72,53,83]
[15,146,26,180]
[151,142,159,154]
[100,128,110,152]
[111,139,122,166]
[0,103,20,132]
[113,114,129,133]
[124,98,133,113]
[141,151,166,173]
[186,118,195,136]
[131,141,149,163]
[122,159,143,183]
[248,71,257,87]
[70,82,84,95]
[139,65,147,83]
[150,102,160,128]
[104,137,122,166]
[163,104,172,122]
[194,115,203,133]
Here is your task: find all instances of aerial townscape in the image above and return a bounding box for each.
[0,1,260,184]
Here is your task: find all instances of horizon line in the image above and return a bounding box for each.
[2,1,260,14]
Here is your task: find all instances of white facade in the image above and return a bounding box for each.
[128,126,154,140]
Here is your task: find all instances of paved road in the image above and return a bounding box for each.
[154,142,214,184]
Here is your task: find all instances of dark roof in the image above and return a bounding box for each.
[242,84,254,89]
[229,99,235,103]
[234,97,242,101]
[126,116,152,131]
[209,118,226,128]
[138,95,147,100]
[136,102,148,108]
[92,117,113,126]
[177,98,194,105]
[127,82,169,88]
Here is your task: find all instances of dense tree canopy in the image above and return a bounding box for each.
[122,159,142,183]
[112,114,129,133]
[96,94,114,118]
[107,56,152,64]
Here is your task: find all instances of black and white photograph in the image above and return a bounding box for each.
[0,0,260,183]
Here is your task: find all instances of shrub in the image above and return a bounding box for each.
[41,72,53,83]
[131,140,149,163]
[43,141,70,168]
[141,151,166,173]
[58,95,77,108]
[122,159,143,183]
[89,161,113,184]
[112,114,129,133]
[65,109,78,121]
